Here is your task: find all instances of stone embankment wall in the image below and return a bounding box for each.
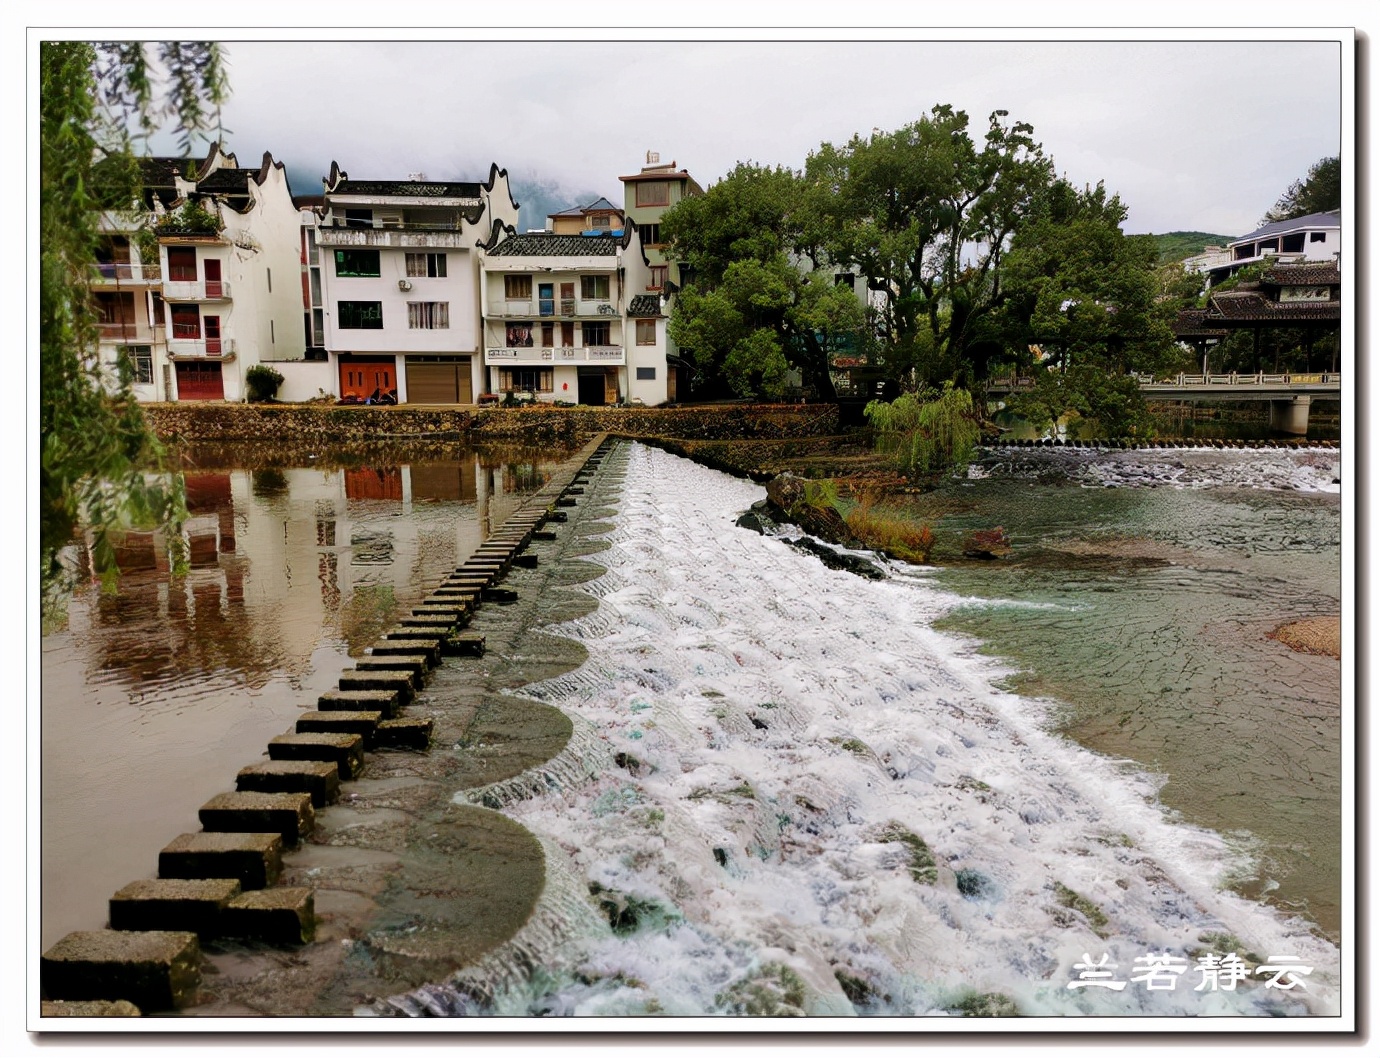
[143,403,840,445]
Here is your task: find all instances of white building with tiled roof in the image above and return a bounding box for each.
[1188,210,1342,286]
[478,228,670,405]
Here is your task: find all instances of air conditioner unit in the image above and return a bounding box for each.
[398,280,412,291]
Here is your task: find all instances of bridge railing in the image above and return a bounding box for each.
[987,372,1340,390]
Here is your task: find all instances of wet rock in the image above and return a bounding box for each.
[785,537,885,580]
[955,868,996,899]
[962,527,1013,560]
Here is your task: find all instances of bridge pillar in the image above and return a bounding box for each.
[1269,395,1311,436]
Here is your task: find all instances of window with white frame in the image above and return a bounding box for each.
[406,252,447,278]
[408,302,450,329]
[122,345,153,384]
[498,368,553,393]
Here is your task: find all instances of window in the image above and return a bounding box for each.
[635,181,670,207]
[581,275,610,300]
[338,301,383,329]
[171,304,200,338]
[343,208,372,229]
[407,302,449,329]
[334,249,381,277]
[309,269,322,305]
[1281,233,1305,253]
[312,308,324,346]
[167,247,197,281]
[506,322,534,347]
[151,293,165,326]
[1310,231,1328,243]
[648,265,667,290]
[541,322,554,347]
[589,214,611,230]
[306,228,318,264]
[638,223,661,246]
[582,321,610,346]
[123,345,153,384]
[636,366,657,381]
[505,275,532,299]
[498,368,553,393]
[95,292,135,325]
[406,252,447,278]
[636,319,657,345]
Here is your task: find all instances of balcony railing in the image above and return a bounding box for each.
[163,279,232,301]
[90,263,161,283]
[97,322,157,342]
[168,337,237,359]
[498,298,620,318]
[316,227,471,249]
[486,346,625,365]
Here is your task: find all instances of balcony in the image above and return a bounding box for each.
[90,263,161,284]
[97,322,158,342]
[316,227,471,249]
[498,298,620,318]
[486,346,625,366]
[163,279,233,301]
[168,337,237,359]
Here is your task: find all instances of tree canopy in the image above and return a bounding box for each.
[1262,156,1340,224]
[40,41,226,598]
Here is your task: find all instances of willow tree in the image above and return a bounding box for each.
[40,41,226,595]
[865,383,980,481]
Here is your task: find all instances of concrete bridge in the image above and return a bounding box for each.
[986,372,1342,435]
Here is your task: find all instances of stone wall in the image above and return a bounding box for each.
[144,403,840,445]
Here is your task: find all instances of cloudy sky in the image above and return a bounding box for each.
[164,33,1349,241]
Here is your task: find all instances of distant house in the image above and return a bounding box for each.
[1187,210,1341,287]
[478,229,670,405]
[547,197,625,236]
[316,163,519,404]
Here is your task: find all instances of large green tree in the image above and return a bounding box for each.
[804,106,1053,388]
[662,162,865,400]
[1262,155,1340,224]
[40,41,226,596]
[997,179,1179,377]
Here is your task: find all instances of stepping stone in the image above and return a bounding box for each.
[565,487,585,496]
[443,632,485,657]
[513,553,538,568]
[319,688,399,719]
[41,999,142,1017]
[355,654,428,678]
[555,498,578,508]
[376,717,433,751]
[236,760,340,807]
[532,530,558,541]
[398,617,458,634]
[108,878,240,937]
[268,732,365,780]
[41,930,200,1012]
[199,791,315,846]
[548,511,568,523]
[370,637,441,666]
[296,709,383,748]
[159,832,283,890]
[338,669,414,704]
[221,888,315,946]
[482,586,518,603]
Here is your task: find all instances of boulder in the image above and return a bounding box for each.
[962,527,1012,560]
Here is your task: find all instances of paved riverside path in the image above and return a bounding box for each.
[179,436,624,1017]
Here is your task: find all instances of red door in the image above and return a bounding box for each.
[204,316,221,355]
[204,259,222,298]
[175,361,224,400]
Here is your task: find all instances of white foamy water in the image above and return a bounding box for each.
[445,442,1339,1018]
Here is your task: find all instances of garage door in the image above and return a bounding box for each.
[175,361,224,400]
[405,358,473,405]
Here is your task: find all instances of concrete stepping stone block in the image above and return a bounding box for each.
[268,732,365,780]
[319,688,399,719]
[513,553,539,568]
[236,760,340,807]
[355,654,428,678]
[370,637,441,666]
[398,617,458,635]
[159,832,283,890]
[296,709,383,748]
[376,717,433,751]
[108,878,240,937]
[41,929,200,1011]
[482,586,518,603]
[565,487,585,496]
[548,511,568,522]
[442,632,486,657]
[41,999,142,1017]
[199,791,315,845]
[555,498,578,507]
[221,887,315,946]
[532,530,558,541]
[338,670,414,704]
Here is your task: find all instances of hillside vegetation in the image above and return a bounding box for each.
[1151,230,1233,263]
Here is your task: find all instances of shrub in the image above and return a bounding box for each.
[245,364,284,402]
[845,505,934,564]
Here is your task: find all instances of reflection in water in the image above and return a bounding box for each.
[41,442,575,951]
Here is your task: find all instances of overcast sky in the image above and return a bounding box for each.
[168,36,1348,240]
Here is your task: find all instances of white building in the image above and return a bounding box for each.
[1187,210,1342,287]
[316,164,520,404]
[478,229,670,405]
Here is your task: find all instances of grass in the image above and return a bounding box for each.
[845,504,935,563]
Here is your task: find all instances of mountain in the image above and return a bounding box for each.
[1150,231,1234,264]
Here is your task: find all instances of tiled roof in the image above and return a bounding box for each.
[196,168,254,194]
[1172,309,1229,339]
[1205,292,1340,323]
[627,295,663,317]
[486,232,621,257]
[1232,210,1340,244]
[333,179,482,199]
[1262,263,1340,286]
[137,157,193,185]
[549,197,621,218]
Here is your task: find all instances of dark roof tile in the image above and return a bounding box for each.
[1233,210,1341,244]
[487,232,621,257]
[1205,292,1340,322]
[1262,263,1340,286]
[627,295,663,317]
[333,179,482,199]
